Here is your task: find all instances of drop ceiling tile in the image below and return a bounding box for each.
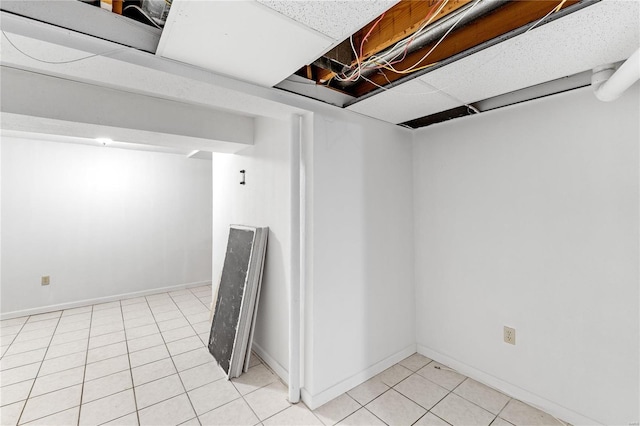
[346,79,461,124]
[418,0,639,105]
[257,0,399,41]
[157,0,334,87]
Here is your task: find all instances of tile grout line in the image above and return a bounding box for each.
[15,311,65,425]
[75,303,95,426]
[144,292,201,424]
[119,298,142,426]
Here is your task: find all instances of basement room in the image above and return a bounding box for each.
[0,0,638,425]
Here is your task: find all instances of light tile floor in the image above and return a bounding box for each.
[1,285,567,426]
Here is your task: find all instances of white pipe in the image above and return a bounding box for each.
[592,47,640,102]
[288,114,302,404]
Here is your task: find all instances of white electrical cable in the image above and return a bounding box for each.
[1,30,127,65]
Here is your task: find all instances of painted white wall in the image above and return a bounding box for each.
[211,117,292,379]
[413,86,639,425]
[303,110,415,408]
[1,137,212,316]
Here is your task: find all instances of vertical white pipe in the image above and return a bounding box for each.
[288,114,301,403]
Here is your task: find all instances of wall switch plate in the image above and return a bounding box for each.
[504,326,516,345]
[41,276,50,286]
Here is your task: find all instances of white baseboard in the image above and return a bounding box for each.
[416,345,601,426]
[301,344,417,410]
[0,280,212,320]
[252,341,289,385]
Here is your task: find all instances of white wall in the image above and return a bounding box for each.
[211,117,292,379]
[413,86,639,425]
[303,110,415,408]
[1,137,212,316]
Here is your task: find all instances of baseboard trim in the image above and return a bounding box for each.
[252,341,289,385]
[416,345,601,426]
[0,280,212,320]
[301,343,416,410]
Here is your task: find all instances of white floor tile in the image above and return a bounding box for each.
[399,353,432,372]
[87,341,128,364]
[178,361,225,391]
[198,398,259,426]
[82,370,133,403]
[126,324,160,340]
[26,312,61,323]
[414,412,451,426]
[347,377,389,406]
[1,363,41,387]
[103,412,140,425]
[20,384,82,423]
[31,366,85,397]
[22,406,80,425]
[120,297,147,306]
[54,320,90,334]
[337,408,385,426]
[129,345,170,368]
[0,348,46,371]
[154,310,185,323]
[50,329,90,346]
[132,358,177,386]
[157,317,190,333]
[138,393,196,426]
[191,321,211,335]
[491,418,515,426]
[394,373,449,410]
[187,314,210,326]
[0,379,35,406]
[231,364,278,396]
[79,389,136,426]
[499,399,563,426]
[264,404,323,426]
[92,302,120,312]
[243,381,290,421]
[166,336,203,357]
[178,416,200,426]
[39,352,86,377]
[1,317,28,328]
[90,322,124,337]
[12,327,56,344]
[88,330,126,349]
[376,364,413,387]
[21,319,57,332]
[188,379,240,415]
[134,374,185,409]
[416,362,467,391]
[161,326,196,343]
[366,389,427,426]
[44,339,88,360]
[172,348,214,372]
[431,393,495,426]
[453,379,510,415]
[1,400,26,426]
[127,333,164,353]
[313,393,360,426]
[5,337,51,357]
[60,310,91,321]
[84,354,129,381]
[125,316,156,330]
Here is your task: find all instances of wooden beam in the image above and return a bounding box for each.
[351,0,580,96]
[354,0,474,62]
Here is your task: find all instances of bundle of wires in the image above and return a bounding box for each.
[332,0,567,87]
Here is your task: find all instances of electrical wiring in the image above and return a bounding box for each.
[389,0,483,75]
[1,30,127,64]
[334,0,449,82]
[337,0,569,97]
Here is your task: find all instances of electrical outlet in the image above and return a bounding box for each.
[504,326,516,345]
[41,276,50,286]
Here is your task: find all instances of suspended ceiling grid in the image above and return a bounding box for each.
[346,0,640,124]
[156,0,398,87]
